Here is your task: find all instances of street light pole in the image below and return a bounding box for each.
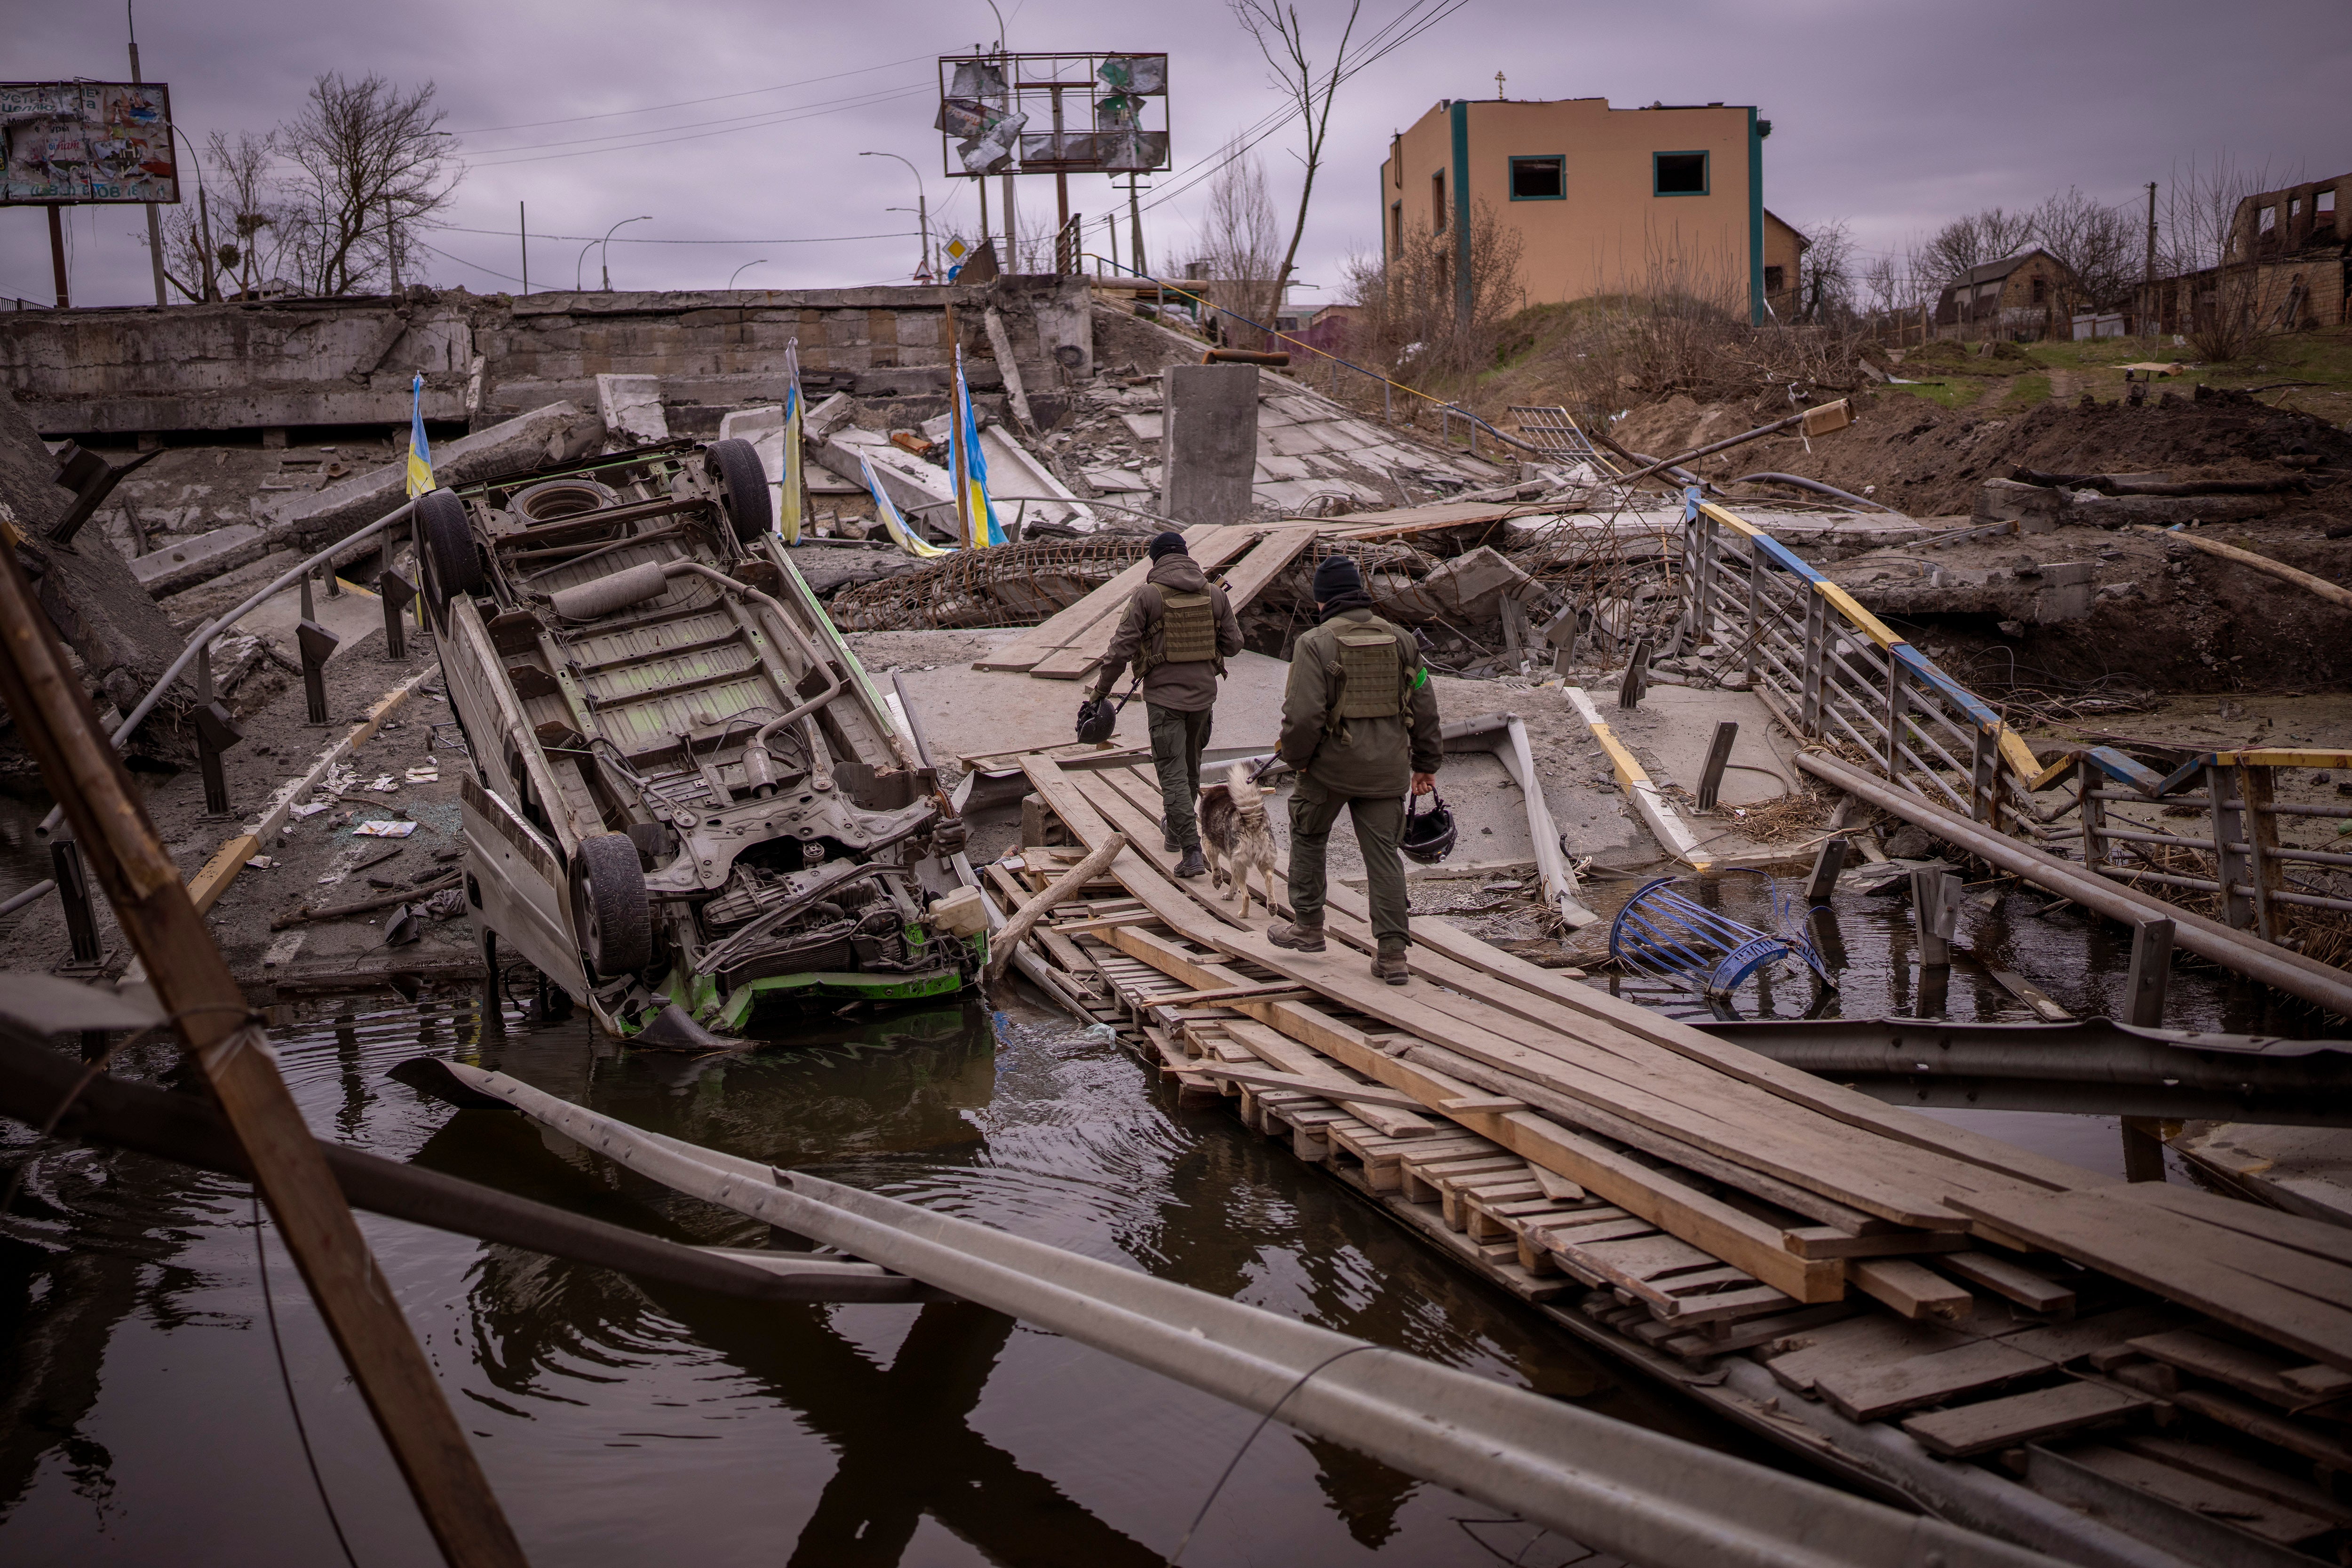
[600,215,652,292]
[887,211,931,282]
[727,259,769,290]
[860,152,932,283]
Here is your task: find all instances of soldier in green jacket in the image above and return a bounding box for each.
[1268,555,1440,984]
[1088,532,1243,879]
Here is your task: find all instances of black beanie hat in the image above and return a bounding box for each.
[1149,531,1188,560]
[1311,554,1364,602]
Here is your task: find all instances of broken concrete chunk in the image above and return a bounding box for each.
[1399,545,1535,621]
[597,374,669,447]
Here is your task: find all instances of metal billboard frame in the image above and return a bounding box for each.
[934,52,1170,180]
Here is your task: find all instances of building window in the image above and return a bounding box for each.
[1763,265,1785,294]
[1433,171,1446,232]
[2031,277,2048,304]
[1653,151,1708,196]
[1390,202,1403,258]
[1508,155,1565,200]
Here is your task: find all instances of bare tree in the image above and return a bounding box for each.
[1192,144,1285,346]
[2158,153,2280,360]
[2031,187,2136,312]
[1231,0,1361,331]
[1920,207,2035,287]
[1796,219,1856,322]
[1343,196,1524,377]
[277,73,461,296]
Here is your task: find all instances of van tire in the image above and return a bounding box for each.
[417,489,485,606]
[705,438,772,541]
[572,833,652,977]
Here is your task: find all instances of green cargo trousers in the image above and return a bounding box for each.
[1147,702,1214,851]
[1286,774,1409,945]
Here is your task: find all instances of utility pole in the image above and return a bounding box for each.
[1127,174,1145,277]
[130,27,167,306]
[47,207,70,309]
[2143,181,2159,338]
[519,201,529,294]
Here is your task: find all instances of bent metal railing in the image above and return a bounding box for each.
[1672,487,2352,939]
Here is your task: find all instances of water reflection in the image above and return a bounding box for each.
[2,986,1731,1565]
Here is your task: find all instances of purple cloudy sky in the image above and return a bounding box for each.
[4,0,2344,311]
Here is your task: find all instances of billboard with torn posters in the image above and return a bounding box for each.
[0,81,178,204]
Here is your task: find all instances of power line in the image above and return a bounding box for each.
[444,55,931,135]
[458,81,930,162]
[463,87,935,167]
[437,226,922,245]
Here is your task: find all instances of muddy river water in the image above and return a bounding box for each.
[0,833,2332,1565]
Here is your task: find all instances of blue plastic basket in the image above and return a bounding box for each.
[1608,873,1833,1009]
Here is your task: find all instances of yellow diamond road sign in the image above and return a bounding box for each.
[946,238,968,261]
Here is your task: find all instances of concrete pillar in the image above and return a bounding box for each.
[1160,363,1259,526]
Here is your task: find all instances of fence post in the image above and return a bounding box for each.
[2237,761,2282,943]
[1883,652,1906,784]
[1744,546,1764,687]
[1969,723,2000,826]
[2207,760,2253,930]
[2079,764,2105,872]
[1800,591,1827,736]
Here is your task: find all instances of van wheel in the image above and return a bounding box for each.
[417,489,485,607]
[572,833,652,977]
[704,438,772,541]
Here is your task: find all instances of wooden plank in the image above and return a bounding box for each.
[1763,1313,1975,1396]
[2174,1388,2352,1471]
[1851,1258,1973,1321]
[1098,921,1845,1303]
[970,529,1192,672]
[1784,1226,1971,1260]
[2113,1434,2352,1527]
[1147,982,1312,1008]
[1216,1019,1438,1138]
[1939,1251,2077,1316]
[1951,1187,2352,1372]
[1026,529,1267,680]
[1074,769,1988,1231]
[1206,522,1319,614]
[2112,1180,2352,1269]
[2128,1329,2344,1413]
[2054,1446,2336,1548]
[1813,1338,2050,1422]
[1901,1382,2152,1457]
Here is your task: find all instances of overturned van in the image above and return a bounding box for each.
[418,437,977,1043]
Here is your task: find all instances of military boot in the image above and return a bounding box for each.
[1267,917,1326,952]
[1160,816,1179,852]
[1173,848,1208,879]
[1372,938,1410,986]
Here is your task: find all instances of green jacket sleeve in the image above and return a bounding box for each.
[1212,587,1243,660]
[1406,636,1442,774]
[1277,632,1330,769]
[1091,589,1153,701]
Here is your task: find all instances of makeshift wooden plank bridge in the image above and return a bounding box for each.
[992,748,2352,1568]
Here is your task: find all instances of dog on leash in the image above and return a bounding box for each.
[1197,760,1278,912]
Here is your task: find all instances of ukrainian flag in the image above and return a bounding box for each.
[405,373,435,497]
[778,339,804,544]
[950,346,1004,548]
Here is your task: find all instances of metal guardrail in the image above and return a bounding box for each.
[1675,487,2352,967]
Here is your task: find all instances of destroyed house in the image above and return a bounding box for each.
[1379,95,1778,324]
[2135,171,2352,334]
[1931,249,2072,339]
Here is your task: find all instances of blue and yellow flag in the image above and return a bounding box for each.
[859,454,948,558]
[405,373,435,497]
[950,346,1005,548]
[778,338,804,544]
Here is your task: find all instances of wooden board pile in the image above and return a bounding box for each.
[984,750,2352,1563]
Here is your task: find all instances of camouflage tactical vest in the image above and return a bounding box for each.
[1139,589,1222,673]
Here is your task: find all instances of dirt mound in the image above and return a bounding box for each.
[1619,386,2352,519]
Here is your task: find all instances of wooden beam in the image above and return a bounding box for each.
[1850,1258,1974,1321]
[1181,1062,1429,1111]
[983,832,1128,984]
[0,542,524,1566]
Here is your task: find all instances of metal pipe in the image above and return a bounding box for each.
[1725,472,1905,516]
[39,501,416,835]
[431,1059,2066,1568]
[1798,750,2352,1018]
[0,879,57,918]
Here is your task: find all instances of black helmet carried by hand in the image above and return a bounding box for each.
[1075,696,1118,744]
[1400,788,1457,864]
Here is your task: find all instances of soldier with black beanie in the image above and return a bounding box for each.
[1086,531,1241,877]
